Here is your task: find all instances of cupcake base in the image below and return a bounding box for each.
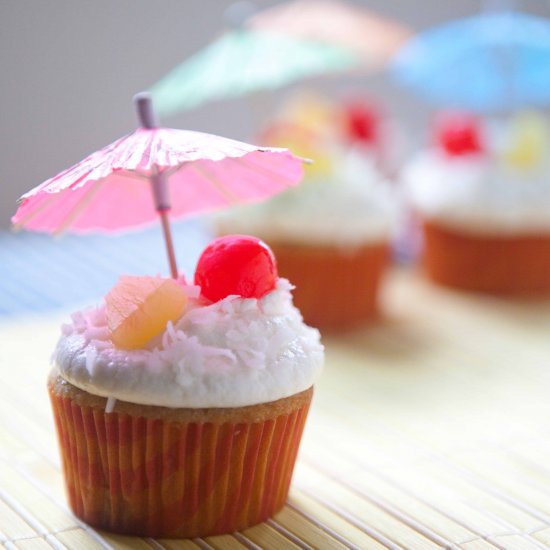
[422,220,550,294]
[48,373,312,538]
[267,241,390,330]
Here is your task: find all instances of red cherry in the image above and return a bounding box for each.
[195,235,278,302]
[343,100,379,145]
[435,114,484,156]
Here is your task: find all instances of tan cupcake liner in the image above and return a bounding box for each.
[422,220,550,294]
[267,240,390,329]
[49,375,312,538]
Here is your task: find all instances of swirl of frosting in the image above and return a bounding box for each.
[404,150,550,234]
[53,279,324,408]
[216,149,398,247]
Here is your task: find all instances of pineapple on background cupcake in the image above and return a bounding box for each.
[217,92,400,330]
[404,110,550,294]
[49,235,324,538]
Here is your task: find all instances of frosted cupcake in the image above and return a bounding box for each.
[218,95,398,329]
[48,235,324,538]
[404,112,550,294]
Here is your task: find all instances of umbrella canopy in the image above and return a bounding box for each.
[150,28,358,117]
[12,94,305,277]
[392,12,550,112]
[12,129,304,233]
[248,0,412,69]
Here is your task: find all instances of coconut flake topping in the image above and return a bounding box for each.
[53,279,324,408]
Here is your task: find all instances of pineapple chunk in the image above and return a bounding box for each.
[105,275,187,350]
[505,112,549,170]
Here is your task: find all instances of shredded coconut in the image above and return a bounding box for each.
[53,279,323,408]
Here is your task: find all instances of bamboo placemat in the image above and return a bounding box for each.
[2,269,550,549]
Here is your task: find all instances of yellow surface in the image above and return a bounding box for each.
[1,269,550,549]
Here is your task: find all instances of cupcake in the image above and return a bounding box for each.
[404,111,550,294]
[217,94,398,329]
[48,235,324,538]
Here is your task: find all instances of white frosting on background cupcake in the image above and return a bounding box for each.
[53,279,324,408]
[217,149,398,247]
[404,150,550,235]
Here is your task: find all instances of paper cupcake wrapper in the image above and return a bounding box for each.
[49,386,311,538]
[269,241,390,329]
[422,221,550,294]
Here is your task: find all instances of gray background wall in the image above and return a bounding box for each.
[1,0,548,228]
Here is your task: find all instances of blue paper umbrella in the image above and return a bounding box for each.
[392,12,550,112]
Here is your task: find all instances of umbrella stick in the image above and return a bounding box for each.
[159,209,179,279]
[134,92,179,279]
[150,169,179,279]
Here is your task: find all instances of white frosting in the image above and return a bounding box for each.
[217,149,398,247]
[404,150,550,235]
[53,279,324,408]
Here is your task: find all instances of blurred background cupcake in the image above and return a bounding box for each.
[217,92,400,329]
[393,9,550,294]
[403,111,550,294]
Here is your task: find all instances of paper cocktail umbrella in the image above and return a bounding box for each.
[12,94,306,277]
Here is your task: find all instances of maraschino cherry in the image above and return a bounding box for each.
[435,113,484,156]
[343,100,379,146]
[195,235,278,302]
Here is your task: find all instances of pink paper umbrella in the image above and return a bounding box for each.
[12,93,305,278]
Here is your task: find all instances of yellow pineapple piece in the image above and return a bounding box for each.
[105,275,187,350]
[269,92,335,178]
[262,123,333,178]
[283,91,334,134]
[504,112,549,170]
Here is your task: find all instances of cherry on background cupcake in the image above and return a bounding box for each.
[434,112,485,157]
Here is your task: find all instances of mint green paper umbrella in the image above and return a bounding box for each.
[150,29,359,116]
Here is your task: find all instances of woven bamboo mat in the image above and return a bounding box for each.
[2,268,550,550]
